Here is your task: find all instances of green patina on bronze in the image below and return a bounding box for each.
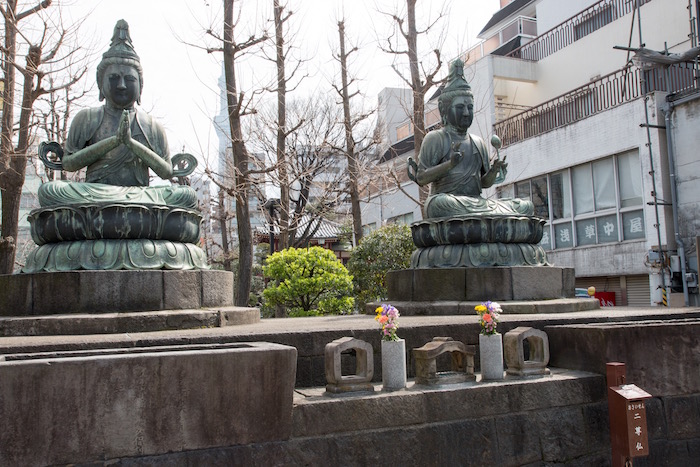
[406,59,547,268]
[24,20,205,273]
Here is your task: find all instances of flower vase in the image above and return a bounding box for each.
[381,338,407,390]
[479,333,504,381]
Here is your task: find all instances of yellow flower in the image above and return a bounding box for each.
[475,305,487,312]
[375,306,383,314]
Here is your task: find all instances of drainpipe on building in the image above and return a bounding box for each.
[661,96,690,306]
[696,0,700,47]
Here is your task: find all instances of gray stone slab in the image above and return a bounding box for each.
[219,307,260,326]
[511,266,563,300]
[292,369,604,438]
[32,271,81,315]
[535,406,590,462]
[547,318,700,396]
[201,270,233,307]
[0,342,297,466]
[465,267,513,301]
[375,298,598,316]
[664,395,700,438]
[562,267,576,296]
[385,269,414,301]
[412,268,466,301]
[1,270,236,316]
[164,270,202,310]
[79,270,163,313]
[0,274,32,316]
[0,307,261,337]
[493,412,543,465]
[387,267,575,304]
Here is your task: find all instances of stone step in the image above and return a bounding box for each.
[0,306,259,337]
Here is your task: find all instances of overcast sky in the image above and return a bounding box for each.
[60,0,500,165]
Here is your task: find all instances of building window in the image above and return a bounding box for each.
[515,175,549,219]
[387,212,414,225]
[362,222,377,236]
[501,149,644,250]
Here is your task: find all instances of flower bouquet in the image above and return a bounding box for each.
[475,301,501,335]
[375,303,400,341]
[475,301,504,380]
[375,303,406,389]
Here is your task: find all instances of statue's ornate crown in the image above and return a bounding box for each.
[439,59,472,104]
[102,19,140,63]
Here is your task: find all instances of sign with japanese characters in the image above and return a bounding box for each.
[626,400,649,457]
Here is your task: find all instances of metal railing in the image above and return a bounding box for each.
[493,61,699,146]
[507,0,653,62]
[464,16,537,65]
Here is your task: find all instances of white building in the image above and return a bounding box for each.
[361,0,700,306]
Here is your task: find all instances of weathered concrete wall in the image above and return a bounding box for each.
[546,318,700,396]
[91,370,613,466]
[546,318,700,466]
[0,342,297,466]
[74,316,700,466]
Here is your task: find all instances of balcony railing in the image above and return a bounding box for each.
[507,0,653,62]
[463,16,537,65]
[494,61,699,146]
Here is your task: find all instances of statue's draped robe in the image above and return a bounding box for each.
[418,129,533,218]
[38,106,196,208]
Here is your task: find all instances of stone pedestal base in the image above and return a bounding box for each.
[387,266,576,302]
[375,266,599,316]
[0,269,235,316]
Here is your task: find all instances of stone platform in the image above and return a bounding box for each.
[0,306,260,337]
[0,269,235,316]
[1,307,699,465]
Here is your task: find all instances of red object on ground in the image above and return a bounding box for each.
[595,291,616,307]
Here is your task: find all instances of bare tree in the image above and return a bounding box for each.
[267,0,308,251]
[378,0,447,205]
[332,18,380,245]
[194,0,267,303]
[33,73,91,182]
[246,96,348,247]
[217,0,268,305]
[0,0,89,273]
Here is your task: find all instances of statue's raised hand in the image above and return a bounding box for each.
[492,158,508,172]
[116,110,131,146]
[450,142,463,167]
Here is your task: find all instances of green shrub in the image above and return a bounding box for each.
[347,223,414,309]
[263,246,354,316]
